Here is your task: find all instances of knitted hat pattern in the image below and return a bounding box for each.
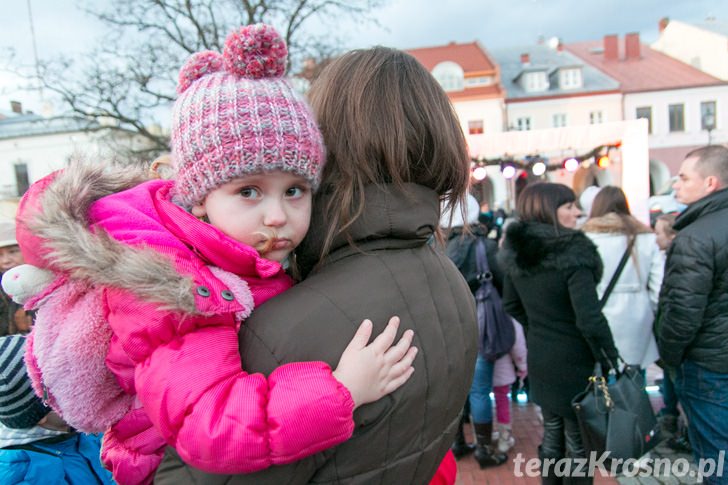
[0,335,51,429]
[171,23,326,208]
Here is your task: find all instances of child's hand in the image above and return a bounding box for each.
[517,368,528,381]
[333,316,417,409]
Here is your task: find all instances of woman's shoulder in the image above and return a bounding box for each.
[500,221,600,276]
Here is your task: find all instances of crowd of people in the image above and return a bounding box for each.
[441,145,728,485]
[0,21,726,485]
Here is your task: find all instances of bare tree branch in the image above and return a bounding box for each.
[3,0,386,163]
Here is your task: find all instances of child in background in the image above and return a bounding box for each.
[654,213,678,253]
[0,334,114,484]
[491,318,527,453]
[13,24,416,485]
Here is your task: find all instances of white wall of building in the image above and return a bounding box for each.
[453,98,505,141]
[506,92,622,131]
[652,21,728,81]
[0,130,145,199]
[623,84,728,148]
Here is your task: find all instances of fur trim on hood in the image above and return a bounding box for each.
[581,213,652,235]
[21,160,198,314]
[498,221,603,281]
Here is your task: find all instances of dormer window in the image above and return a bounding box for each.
[432,61,465,92]
[464,76,494,88]
[524,71,549,92]
[559,67,582,89]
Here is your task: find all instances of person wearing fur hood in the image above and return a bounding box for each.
[9,24,416,485]
[582,186,663,368]
[499,183,618,484]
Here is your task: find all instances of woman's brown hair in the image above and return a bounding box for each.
[516,182,576,229]
[589,185,649,236]
[307,46,471,258]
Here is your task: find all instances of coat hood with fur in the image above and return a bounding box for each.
[499,221,603,281]
[581,212,652,235]
[16,162,199,314]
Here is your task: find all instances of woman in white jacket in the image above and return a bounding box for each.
[582,186,663,368]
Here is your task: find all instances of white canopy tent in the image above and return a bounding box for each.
[465,119,651,224]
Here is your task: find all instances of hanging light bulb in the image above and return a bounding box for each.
[531,160,547,176]
[472,166,488,181]
[501,164,517,179]
[563,157,579,172]
[597,155,611,169]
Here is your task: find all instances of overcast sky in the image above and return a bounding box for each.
[1,0,725,115]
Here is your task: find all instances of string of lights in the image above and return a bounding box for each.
[470,142,622,180]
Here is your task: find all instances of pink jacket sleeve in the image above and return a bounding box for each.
[510,319,528,374]
[105,287,355,474]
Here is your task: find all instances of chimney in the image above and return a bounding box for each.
[10,100,22,114]
[625,32,641,59]
[659,17,670,33]
[603,34,618,60]
[520,53,530,65]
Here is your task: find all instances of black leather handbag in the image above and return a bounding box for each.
[571,234,659,462]
[571,362,660,462]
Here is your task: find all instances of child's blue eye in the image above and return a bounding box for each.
[240,187,260,198]
[286,186,308,197]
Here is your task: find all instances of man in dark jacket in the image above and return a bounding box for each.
[656,145,728,483]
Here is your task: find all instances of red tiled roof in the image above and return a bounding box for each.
[406,42,496,73]
[565,40,725,93]
[447,84,504,100]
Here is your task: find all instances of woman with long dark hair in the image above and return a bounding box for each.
[499,183,618,485]
[583,186,663,368]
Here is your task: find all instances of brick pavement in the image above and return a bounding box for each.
[454,366,703,485]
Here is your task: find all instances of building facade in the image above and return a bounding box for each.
[567,32,728,184]
[0,103,152,201]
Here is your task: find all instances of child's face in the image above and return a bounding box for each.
[654,220,675,251]
[0,245,23,273]
[192,171,312,263]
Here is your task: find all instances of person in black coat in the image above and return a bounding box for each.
[656,145,728,482]
[499,183,619,485]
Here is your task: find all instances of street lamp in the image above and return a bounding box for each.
[703,112,716,145]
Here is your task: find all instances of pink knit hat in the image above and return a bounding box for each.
[171,24,325,208]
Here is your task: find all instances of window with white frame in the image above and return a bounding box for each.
[464,76,494,87]
[432,61,464,92]
[516,117,532,131]
[669,104,684,132]
[589,111,603,124]
[552,113,567,128]
[559,68,582,89]
[701,101,717,130]
[524,71,549,92]
[14,163,30,197]
[636,106,652,134]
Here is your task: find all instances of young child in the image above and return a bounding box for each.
[654,213,678,252]
[491,318,527,453]
[12,24,416,485]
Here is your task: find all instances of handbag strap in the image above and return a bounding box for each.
[599,235,635,309]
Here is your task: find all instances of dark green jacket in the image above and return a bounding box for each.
[156,184,478,484]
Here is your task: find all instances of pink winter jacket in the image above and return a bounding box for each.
[492,319,527,387]
[16,166,355,485]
